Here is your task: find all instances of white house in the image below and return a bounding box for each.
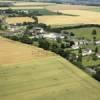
[79,40,89,45]
[96,53,100,58]
[29,27,44,35]
[32,27,44,34]
[82,49,92,56]
[96,40,100,45]
[42,33,64,40]
[71,45,79,50]
[71,40,79,50]
[8,25,18,32]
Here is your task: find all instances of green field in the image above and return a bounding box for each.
[0,37,100,100]
[65,27,100,40]
[87,6,100,12]
[82,56,100,67]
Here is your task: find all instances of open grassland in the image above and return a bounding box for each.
[5,17,34,25]
[38,10,100,25]
[0,37,100,100]
[64,27,100,40]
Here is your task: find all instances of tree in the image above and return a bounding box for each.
[56,37,62,43]
[70,41,75,47]
[64,49,71,59]
[20,35,33,44]
[32,16,38,24]
[92,29,97,45]
[70,32,75,37]
[77,48,82,65]
[93,36,96,45]
[95,67,100,81]
[92,47,98,60]
[38,38,50,50]
[95,47,98,54]
[61,42,66,49]
[51,42,59,53]
[92,29,97,35]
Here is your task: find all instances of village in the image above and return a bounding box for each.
[0,8,100,76]
[4,20,100,58]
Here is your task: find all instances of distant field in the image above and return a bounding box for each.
[1,3,100,26]
[5,17,34,25]
[38,10,100,25]
[13,2,55,6]
[0,37,100,100]
[0,7,44,10]
[65,27,100,40]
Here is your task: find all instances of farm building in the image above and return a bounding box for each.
[42,32,64,40]
[71,40,79,50]
[82,49,93,56]
[29,27,45,35]
[96,40,100,45]
[96,53,100,58]
[8,25,19,32]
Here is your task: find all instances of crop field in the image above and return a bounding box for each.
[0,37,53,64]
[37,9,100,25]
[5,17,34,25]
[0,37,100,100]
[13,2,55,6]
[0,6,45,10]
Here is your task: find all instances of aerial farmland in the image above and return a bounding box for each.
[0,0,100,100]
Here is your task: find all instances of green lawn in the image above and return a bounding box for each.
[65,27,100,40]
[82,56,100,67]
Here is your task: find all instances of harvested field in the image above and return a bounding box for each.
[0,37,54,64]
[46,4,88,11]
[0,37,100,100]
[38,10,100,25]
[14,2,55,6]
[5,17,34,25]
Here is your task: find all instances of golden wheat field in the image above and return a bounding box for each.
[14,2,55,6]
[5,17,34,25]
[0,37,54,64]
[38,9,100,25]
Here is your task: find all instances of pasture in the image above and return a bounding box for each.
[64,27,100,40]
[5,17,34,25]
[0,37,100,100]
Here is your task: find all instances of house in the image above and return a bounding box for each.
[71,45,79,50]
[71,40,79,50]
[29,27,44,35]
[42,32,64,40]
[8,25,18,32]
[79,40,89,45]
[96,53,100,58]
[96,40,100,45]
[82,49,92,56]
[85,68,96,75]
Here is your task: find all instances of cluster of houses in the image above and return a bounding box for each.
[5,23,100,59]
